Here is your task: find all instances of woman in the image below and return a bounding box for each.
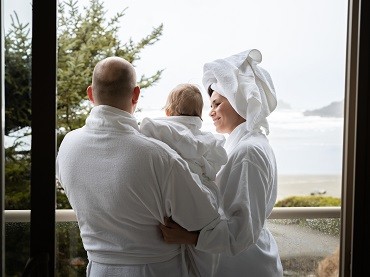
[160,49,283,277]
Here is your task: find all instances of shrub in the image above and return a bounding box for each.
[275,196,341,207]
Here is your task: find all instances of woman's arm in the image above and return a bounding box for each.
[159,217,199,245]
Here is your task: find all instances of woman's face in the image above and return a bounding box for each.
[209,91,245,134]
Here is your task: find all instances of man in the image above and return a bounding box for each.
[56,57,220,276]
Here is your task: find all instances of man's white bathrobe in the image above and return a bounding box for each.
[140,116,228,277]
[196,122,284,277]
[56,106,220,277]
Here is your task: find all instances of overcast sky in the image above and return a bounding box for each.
[4,0,349,111]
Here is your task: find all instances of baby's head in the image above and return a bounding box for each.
[164,84,203,119]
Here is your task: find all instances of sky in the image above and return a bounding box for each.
[4,0,349,111]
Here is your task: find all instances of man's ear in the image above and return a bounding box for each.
[132,86,140,104]
[87,85,94,103]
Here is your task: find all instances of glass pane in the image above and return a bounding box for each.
[3,0,347,275]
[5,221,87,276]
[269,218,340,276]
[56,222,87,277]
[5,222,29,275]
[4,0,32,274]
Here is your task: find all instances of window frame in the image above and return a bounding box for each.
[1,0,369,275]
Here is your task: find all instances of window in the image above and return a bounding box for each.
[1,0,369,275]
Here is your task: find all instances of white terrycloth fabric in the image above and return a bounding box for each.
[140,116,227,182]
[56,105,221,277]
[203,49,277,134]
[140,115,227,277]
[195,122,283,277]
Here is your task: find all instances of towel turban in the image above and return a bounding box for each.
[202,49,277,134]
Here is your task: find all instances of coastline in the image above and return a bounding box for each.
[277,174,342,201]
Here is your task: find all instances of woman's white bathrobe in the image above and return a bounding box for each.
[55,106,220,277]
[140,116,228,277]
[196,122,284,277]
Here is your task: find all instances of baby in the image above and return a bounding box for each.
[140,83,228,276]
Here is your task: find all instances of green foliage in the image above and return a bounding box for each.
[5,222,86,276]
[4,11,33,213]
[56,222,87,276]
[275,195,341,207]
[4,13,32,135]
[56,182,72,209]
[4,143,31,210]
[5,223,30,276]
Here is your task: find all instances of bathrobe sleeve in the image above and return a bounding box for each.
[150,138,221,232]
[195,147,271,256]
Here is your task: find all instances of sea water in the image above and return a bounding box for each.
[135,108,344,176]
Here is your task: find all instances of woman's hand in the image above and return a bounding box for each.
[159,217,199,245]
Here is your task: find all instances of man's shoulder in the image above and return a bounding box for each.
[138,133,181,158]
[59,127,84,143]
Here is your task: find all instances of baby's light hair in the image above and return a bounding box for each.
[164,84,203,119]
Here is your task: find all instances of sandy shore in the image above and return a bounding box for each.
[277,175,342,201]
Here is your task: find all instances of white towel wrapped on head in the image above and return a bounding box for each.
[202,49,277,134]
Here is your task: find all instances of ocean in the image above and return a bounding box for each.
[135,108,345,176]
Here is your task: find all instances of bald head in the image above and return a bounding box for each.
[90,57,138,110]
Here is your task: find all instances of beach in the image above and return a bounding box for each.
[277,174,342,201]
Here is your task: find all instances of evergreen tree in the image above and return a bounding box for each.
[4,12,32,135]
[4,12,32,211]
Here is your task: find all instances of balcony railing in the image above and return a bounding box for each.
[4,207,341,276]
[4,207,341,222]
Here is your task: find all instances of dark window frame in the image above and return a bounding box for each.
[0,0,369,276]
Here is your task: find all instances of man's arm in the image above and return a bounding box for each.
[159,217,199,245]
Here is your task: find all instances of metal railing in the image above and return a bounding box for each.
[4,207,341,223]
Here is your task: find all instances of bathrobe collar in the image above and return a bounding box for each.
[224,122,257,154]
[150,115,202,130]
[86,105,140,133]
